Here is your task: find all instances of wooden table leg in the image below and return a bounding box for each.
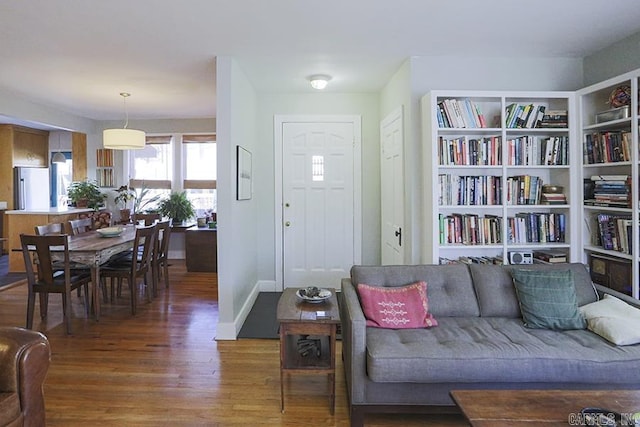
[280,326,285,413]
[91,265,100,321]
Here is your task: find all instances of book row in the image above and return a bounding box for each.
[96,148,114,167]
[439,251,567,266]
[438,174,547,206]
[507,212,566,244]
[507,135,569,166]
[595,213,634,255]
[437,98,487,128]
[438,175,502,206]
[96,168,114,188]
[438,136,502,166]
[583,131,632,164]
[438,213,502,245]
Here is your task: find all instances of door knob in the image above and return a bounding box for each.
[285,221,291,227]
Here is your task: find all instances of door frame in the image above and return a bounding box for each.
[274,115,362,290]
[380,106,405,264]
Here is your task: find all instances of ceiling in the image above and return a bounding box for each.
[1,1,640,124]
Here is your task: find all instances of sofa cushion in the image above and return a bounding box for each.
[350,265,479,317]
[511,269,586,330]
[470,263,598,317]
[580,294,640,345]
[365,317,640,384]
[357,281,438,329]
[468,264,521,317]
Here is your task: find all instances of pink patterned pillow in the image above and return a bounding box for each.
[356,281,438,329]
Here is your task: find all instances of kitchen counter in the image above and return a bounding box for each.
[6,208,100,272]
[5,207,96,215]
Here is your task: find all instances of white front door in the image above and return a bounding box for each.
[381,107,405,265]
[279,118,360,289]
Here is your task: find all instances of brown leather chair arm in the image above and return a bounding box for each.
[0,327,51,427]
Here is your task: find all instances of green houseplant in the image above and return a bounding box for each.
[158,191,195,225]
[114,185,136,222]
[67,179,106,210]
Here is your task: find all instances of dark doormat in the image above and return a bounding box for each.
[0,256,26,291]
[238,291,342,340]
[238,292,281,339]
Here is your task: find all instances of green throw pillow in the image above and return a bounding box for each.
[511,269,586,330]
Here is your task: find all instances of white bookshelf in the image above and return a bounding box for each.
[578,70,640,299]
[422,90,578,266]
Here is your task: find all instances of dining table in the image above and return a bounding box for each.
[56,224,138,321]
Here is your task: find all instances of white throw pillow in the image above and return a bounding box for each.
[580,294,640,345]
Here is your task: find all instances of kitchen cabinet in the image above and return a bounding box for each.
[0,125,49,209]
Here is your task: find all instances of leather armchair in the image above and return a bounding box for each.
[0,327,50,427]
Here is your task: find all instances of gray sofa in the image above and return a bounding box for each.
[340,262,640,427]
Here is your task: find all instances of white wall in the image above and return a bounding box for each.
[254,92,381,286]
[215,57,259,339]
[583,30,640,86]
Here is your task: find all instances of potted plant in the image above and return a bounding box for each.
[114,185,136,222]
[132,185,162,215]
[158,191,195,225]
[67,179,106,210]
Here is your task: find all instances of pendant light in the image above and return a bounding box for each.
[103,92,145,150]
[51,133,66,164]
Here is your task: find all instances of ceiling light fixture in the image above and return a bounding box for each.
[51,133,66,164]
[309,74,332,90]
[103,92,145,150]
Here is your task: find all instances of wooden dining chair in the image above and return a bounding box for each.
[34,223,63,236]
[68,217,93,235]
[20,234,91,334]
[132,213,161,226]
[99,224,157,315]
[153,220,172,295]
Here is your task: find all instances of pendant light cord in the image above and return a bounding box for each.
[121,92,131,129]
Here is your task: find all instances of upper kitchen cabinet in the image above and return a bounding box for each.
[0,124,49,209]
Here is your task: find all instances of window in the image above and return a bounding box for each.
[182,134,217,217]
[127,133,216,218]
[128,135,172,211]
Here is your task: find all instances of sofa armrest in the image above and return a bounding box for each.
[593,284,640,309]
[0,327,51,427]
[340,277,367,404]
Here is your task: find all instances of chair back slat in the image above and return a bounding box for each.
[133,213,161,226]
[34,223,63,236]
[156,220,171,261]
[68,217,93,235]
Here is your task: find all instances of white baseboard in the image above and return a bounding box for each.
[215,282,261,341]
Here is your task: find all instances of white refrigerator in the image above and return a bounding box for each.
[14,167,50,210]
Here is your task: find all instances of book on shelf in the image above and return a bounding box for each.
[533,250,567,263]
[586,175,631,208]
[438,98,487,129]
[595,213,633,254]
[507,212,565,244]
[583,131,631,164]
[537,110,568,128]
[541,192,567,205]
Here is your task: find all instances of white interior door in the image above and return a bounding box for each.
[282,121,357,289]
[381,107,405,265]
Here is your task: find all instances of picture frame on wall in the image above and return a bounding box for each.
[236,145,252,200]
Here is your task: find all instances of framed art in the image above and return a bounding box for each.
[236,145,252,200]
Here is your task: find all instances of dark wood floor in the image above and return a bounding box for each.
[0,260,467,426]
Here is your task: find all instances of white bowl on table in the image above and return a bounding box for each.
[96,226,124,237]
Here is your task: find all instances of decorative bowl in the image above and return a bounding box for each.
[296,287,332,303]
[96,226,124,237]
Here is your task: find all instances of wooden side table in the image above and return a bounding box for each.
[276,287,340,414]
